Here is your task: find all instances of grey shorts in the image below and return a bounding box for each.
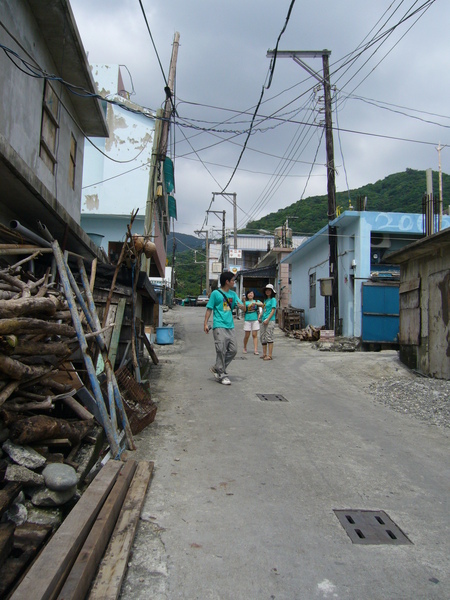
[260,321,275,344]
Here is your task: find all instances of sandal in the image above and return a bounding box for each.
[243,349,247,353]
[254,351,259,355]
[260,355,266,359]
[263,356,273,361]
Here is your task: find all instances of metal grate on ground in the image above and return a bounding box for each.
[256,394,288,402]
[334,509,412,545]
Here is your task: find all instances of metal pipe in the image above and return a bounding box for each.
[10,220,51,248]
[37,221,54,242]
[51,240,121,458]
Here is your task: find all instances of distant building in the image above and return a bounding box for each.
[0,0,108,258]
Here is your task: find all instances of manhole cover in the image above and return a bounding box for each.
[256,394,288,402]
[334,510,412,545]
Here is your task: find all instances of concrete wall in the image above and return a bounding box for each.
[0,0,87,223]
[399,247,450,379]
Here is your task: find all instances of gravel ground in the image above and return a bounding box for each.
[367,366,450,429]
[309,341,450,430]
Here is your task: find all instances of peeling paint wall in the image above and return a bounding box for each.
[81,64,155,217]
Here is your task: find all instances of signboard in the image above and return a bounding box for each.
[212,262,222,273]
[230,265,242,275]
[229,249,242,259]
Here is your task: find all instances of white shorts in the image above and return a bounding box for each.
[244,320,260,332]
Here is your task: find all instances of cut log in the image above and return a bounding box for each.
[10,460,124,600]
[88,461,154,600]
[9,415,94,445]
[0,296,59,319]
[0,318,75,337]
[9,340,71,357]
[0,355,52,380]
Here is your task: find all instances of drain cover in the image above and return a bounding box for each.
[256,394,288,402]
[334,510,412,545]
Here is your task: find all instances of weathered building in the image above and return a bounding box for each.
[387,227,450,379]
[0,0,108,258]
[282,210,450,342]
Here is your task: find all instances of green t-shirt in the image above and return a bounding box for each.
[206,289,240,329]
[262,297,277,322]
[245,300,259,321]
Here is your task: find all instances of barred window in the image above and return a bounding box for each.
[69,134,77,189]
[39,81,59,173]
[309,272,316,308]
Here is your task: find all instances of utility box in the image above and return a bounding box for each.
[319,277,333,297]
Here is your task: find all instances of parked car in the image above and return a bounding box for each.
[196,295,209,306]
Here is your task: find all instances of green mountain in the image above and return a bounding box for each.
[240,168,449,235]
[171,169,448,297]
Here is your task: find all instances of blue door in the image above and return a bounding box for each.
[362,283,399,343]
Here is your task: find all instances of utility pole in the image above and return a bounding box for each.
[144,32,180,275]
[267,49,339,332]
[159,32,180,160]
[194,228,209,293]
[436,143,444,231]
[207,209,226,271]
[212,192,237,268]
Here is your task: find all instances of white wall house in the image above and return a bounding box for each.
[80,65,171,278]
[283,211,450,338]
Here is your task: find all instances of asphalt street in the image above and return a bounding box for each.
[121,307,449,600]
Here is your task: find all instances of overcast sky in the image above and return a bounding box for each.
[71,0,450,236]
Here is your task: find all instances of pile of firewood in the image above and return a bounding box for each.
[290,325,323,341]
[0,255,94,437]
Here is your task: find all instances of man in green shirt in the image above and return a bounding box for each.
[204,271,245,385]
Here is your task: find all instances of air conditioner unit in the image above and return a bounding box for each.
[371,233,391,248]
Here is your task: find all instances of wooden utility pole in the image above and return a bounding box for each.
[266,49,339,332]
[144,32,180,275]
[159,32,180,160]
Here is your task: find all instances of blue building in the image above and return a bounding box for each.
[282,211,450,341]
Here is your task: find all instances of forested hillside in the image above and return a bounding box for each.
[241,168,449,235]
[171,169,449,297]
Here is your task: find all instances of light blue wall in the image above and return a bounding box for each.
[80,214,145,251]
[284,211,450,337]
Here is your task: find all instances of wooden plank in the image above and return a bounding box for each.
[142,332,159,365]
[0,522,14,567]
[108,298,126,370]
[0,523,52,598]
[10,460,123,600]
[88,461,154,600]
[56,460,137,600]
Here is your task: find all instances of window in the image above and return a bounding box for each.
[309,272,316,308]
[69,134,77,189]
[40,81,59,173]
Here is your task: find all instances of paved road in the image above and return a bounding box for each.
[121,307,449,600]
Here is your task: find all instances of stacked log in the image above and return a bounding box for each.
[289,325,323,341]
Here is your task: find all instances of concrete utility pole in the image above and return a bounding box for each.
[436,143,444,231]
[266,49,339,332]
[207,209,227,271]
[194,228,209,293]
[212,192,237,269]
